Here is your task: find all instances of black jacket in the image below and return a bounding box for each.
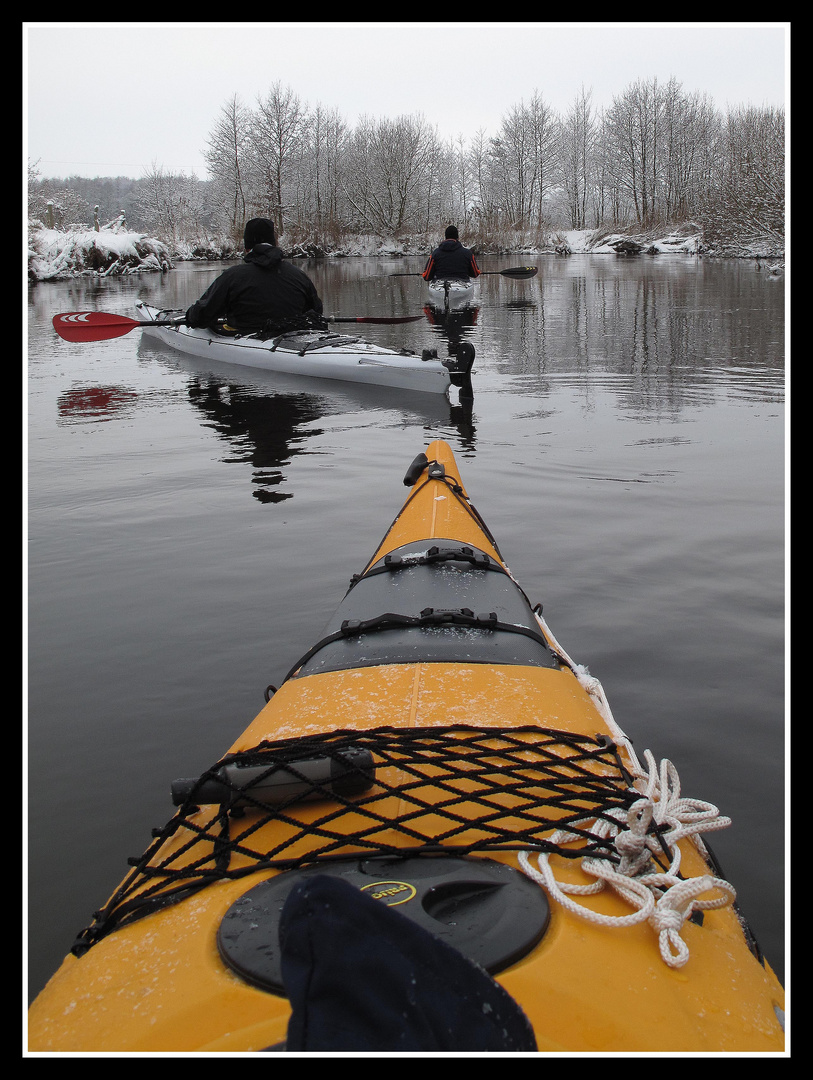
[185,245,323,332]
[422,239,480,282]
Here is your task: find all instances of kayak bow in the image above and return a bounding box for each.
[27,441,785,1053]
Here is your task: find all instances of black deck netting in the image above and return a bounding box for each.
[72,725,641,956]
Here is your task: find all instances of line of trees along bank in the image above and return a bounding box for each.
[28,77,785,257]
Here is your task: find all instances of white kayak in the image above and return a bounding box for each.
[134,303,473,396]
[424,278,478,312]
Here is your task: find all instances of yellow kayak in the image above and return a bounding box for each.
[27,440,785,1053]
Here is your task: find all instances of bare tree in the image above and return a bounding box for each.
[449,134,472,225]
[133,163,208,242]
[205,94,252,240]
[490,106,531,226]
[525,92,560,229]
[300,103,349,237]
[342,113,441,236]
[468,128,499,226]
[700,105,785,252]
[490,92,559,230]
[559,86,597,229]
[606,78,655,226]
[658,84,720,221]
[250,82,310,234]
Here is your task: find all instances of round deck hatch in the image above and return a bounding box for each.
[217,855,550,994]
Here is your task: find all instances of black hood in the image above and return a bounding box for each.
[245,243,284,269]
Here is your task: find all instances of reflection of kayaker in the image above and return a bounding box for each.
[423,304,479,332]
[184,377,328,504]
[28,440,786,1053]
[422,303,479,401]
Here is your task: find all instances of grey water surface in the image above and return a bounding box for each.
[27,253,786,1003]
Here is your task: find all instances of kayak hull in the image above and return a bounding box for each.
[134,302,456,395]
[28,441,785,1053]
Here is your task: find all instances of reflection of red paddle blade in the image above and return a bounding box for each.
[57,385,138,419]
[53,311,146,342]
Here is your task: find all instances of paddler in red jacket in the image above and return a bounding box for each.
[421,226,481,282]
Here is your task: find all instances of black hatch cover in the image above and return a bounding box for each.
[217,855,550,995]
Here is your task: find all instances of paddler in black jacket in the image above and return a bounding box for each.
[185,217,323,334]
[421,225,481,282]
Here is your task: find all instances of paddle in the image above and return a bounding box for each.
[332,315,424,324]
[390,265,538,280]
[52,311,424,343]
[479,267,538,278]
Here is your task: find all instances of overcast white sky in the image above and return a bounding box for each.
[24,21,789,181]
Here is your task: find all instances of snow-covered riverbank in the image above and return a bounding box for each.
[28,227,172,281]
[27,222,781,283]
[556,229,700,255]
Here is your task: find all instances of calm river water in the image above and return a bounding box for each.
[26,253,786,1004]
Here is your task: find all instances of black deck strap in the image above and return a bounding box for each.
[348,544,507,590]
[264,332,362,354]
[294,335,362,355]
[353,462,506,582]
[283,607,551,684]
[390,544,492,568]
[72,880,214,958]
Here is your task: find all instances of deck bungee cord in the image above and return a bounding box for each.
[71,725,641,955]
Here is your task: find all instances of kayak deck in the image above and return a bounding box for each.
[27,441,785,1053]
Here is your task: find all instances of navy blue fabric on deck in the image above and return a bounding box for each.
[279,873,537,1052]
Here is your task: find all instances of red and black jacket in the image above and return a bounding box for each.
[422,240,480,281]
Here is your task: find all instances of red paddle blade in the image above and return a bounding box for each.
[52,311,142,342]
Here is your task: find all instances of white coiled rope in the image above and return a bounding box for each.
[518,610,738,969]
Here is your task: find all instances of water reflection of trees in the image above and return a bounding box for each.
[491,261,784,407]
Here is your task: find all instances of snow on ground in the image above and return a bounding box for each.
[562,229,701,254]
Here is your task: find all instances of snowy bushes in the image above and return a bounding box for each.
[28,226,172,282]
